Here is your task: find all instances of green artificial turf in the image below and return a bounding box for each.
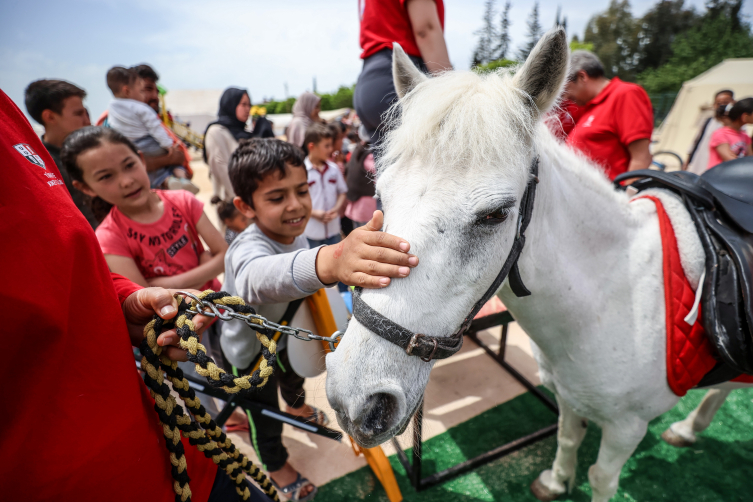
[318,387,753,501]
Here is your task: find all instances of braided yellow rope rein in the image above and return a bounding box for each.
[140,291,280,502]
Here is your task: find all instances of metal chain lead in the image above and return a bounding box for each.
[178,291,344,352]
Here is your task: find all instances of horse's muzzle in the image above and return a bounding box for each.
[330,389,406,448]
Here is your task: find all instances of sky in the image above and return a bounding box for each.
[2,0,750,121]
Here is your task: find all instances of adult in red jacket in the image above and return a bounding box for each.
[354,0,451,146]
[565,50,654,180]
[0,89,267,501]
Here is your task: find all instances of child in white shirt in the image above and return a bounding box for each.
[302,123,348,247]
[105,66,187,189]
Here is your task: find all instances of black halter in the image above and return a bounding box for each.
[351,156,540,362]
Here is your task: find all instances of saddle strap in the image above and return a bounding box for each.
[614,169,715,209]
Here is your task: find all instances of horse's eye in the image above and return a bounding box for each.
[479,208,510,226]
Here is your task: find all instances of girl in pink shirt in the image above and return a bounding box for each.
[62,127,227,291]
[708,98,753,170]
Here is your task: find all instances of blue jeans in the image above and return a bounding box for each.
[307,234,341,248]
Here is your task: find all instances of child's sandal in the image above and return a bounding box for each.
[271,473,317,501]
[302,405,330,427]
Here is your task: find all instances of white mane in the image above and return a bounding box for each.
[378,68,538,175]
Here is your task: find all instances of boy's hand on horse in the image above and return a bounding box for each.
[122,288,213,361]
[315,210,419,288]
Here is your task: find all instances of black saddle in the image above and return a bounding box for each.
[615,157,753,382]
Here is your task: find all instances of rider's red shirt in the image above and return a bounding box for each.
[359,0,445,59]
[567,78,654,180]
[0,90,216,501]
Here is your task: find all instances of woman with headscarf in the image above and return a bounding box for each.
[286,92,321,148]
[204,88,253,200]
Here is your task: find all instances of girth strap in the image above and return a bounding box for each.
[350,156,540,361]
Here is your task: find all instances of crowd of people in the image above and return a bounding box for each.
[5,0,753,500]
[8,51,412,500]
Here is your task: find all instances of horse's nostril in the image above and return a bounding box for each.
[360,392,399,435]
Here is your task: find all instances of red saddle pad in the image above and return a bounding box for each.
[636,195,753,396]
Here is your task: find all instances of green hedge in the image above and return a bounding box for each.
[258,85,355,115]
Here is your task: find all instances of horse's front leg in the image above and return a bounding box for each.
[661,388,732,447]
[530,394,589,501]
[588,418,647,502]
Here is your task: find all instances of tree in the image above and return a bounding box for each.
[554,5,567,33]
[570,35,594,52]
[472,0,498,65]
[517,2,543,61]
[638,0,753,93]
[260,86,355,115]
[635,0,698,74]
[495,1,512,60]
[583,0,640,79]
[474,58,517,74]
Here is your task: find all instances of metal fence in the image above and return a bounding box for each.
[649,92,679,127]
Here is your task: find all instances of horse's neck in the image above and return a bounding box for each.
[502,135,639,345]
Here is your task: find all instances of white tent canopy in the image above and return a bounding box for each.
[652,58,753,167]
[163,89,224,135]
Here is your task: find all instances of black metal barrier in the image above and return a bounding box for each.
[134,358,343,442]
[390,311,559,491]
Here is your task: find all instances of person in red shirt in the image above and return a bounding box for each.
[354,0,451,146]
[0,89,269,501]
[547,98,584,141]
[564,50,654,180]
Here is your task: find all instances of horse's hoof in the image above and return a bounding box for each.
[530,477,562,502]
[661,427,695,448]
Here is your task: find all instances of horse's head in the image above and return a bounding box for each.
[326,29,569,447]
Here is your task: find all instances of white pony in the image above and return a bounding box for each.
[325,29,748,501]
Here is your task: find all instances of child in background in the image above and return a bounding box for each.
[328,122,347,173]
[212,196,251,244]
[223,138,418,500]
[708,98,753,169]
[105,66,190,190]
[344,126,377,230]
[302,123,347,248]
[61,126,227,291]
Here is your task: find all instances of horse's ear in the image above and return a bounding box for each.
[512,28,568,115]
[393,43,428,99]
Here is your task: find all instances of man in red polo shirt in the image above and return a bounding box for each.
[0,89,268,501]
[565,50,654,180]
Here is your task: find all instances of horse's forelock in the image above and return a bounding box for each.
[377,69,538,178]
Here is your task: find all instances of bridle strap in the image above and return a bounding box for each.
[351,156,539,361]
[351,287,464,361]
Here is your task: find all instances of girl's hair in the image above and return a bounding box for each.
[729,98,753,122]
[61,126,140,222]
[211,196,238,221]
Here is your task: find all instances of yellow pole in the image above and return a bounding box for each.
[307,289,403,502]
